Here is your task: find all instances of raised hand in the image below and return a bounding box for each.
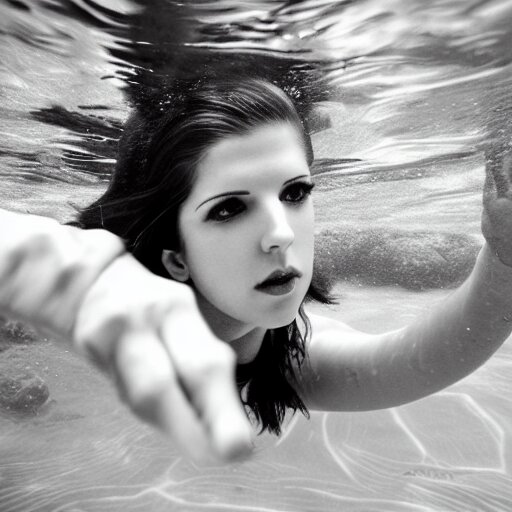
[482,142,512,267]
[73,254,253,464]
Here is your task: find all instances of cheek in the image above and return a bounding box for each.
[295,204,315,254]
[184,229,251,288]
[183,232,254,319]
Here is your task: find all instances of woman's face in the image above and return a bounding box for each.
[168,122,314,338]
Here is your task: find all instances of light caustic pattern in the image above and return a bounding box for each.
[1,288,512,512]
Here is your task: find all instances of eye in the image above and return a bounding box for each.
[206,197,246,222]
[281,181,315,204]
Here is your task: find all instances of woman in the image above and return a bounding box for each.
[75,77,512,463]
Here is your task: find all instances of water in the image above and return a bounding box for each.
[1,1,512,510]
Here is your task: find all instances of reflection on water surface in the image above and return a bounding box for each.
[1,1,512,511]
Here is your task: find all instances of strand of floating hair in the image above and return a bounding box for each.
[131,190,187,251]
[131,206,171,251]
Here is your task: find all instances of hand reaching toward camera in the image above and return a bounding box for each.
[0,209,252,464]
[482,142,512,267]
[73,254,253,464]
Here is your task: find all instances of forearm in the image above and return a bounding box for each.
[0,208,125,340]
[388,243,512,398]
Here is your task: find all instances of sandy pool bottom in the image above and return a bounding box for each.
[1,283,512,512]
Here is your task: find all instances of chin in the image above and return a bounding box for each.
[264,307,301,329]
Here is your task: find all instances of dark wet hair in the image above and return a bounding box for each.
[74,78,335,435]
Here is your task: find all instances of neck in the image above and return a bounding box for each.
[230,327,267,364]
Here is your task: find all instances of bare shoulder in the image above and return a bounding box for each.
[295,309,403,412]
[306,310,364,337]
[304,309,376,355]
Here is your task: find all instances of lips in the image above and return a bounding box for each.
[255,267,302,290]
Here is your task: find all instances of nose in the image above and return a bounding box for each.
[260,201,295,254]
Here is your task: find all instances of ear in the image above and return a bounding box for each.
[161,249,190,282]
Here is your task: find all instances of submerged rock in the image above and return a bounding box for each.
[0,317,43,353]
[314,227,481,291]
[0,318,39,348]
[0,373,50,416]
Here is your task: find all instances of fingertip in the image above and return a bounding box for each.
[222,439,254,463]
[211,411,254,463]
[155,388,219,464]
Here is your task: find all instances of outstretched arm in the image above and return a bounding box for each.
[297,144,512,412]
[0,209,252,462]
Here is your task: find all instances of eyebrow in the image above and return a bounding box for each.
[195,174,311,211]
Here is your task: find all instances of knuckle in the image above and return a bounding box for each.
[117,335,170,375]
[25,231,54,254]
[142,282,197,322]
[123,362,171,409]
[80,311,131,349]
[117,336,145,367]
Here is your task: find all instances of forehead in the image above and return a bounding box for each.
[192,122,310,192]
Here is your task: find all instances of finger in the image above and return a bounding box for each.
[161,307,253,461]
[201,357,254,461]
[486,140,512,198]
[503,152,512,185]
[485,146,509,198]
[114,329,215,462]
[483,163,495,203]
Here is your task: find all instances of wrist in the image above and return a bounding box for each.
[0,209,126,340]
[476,244,512,307]
[483,243,512,272]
